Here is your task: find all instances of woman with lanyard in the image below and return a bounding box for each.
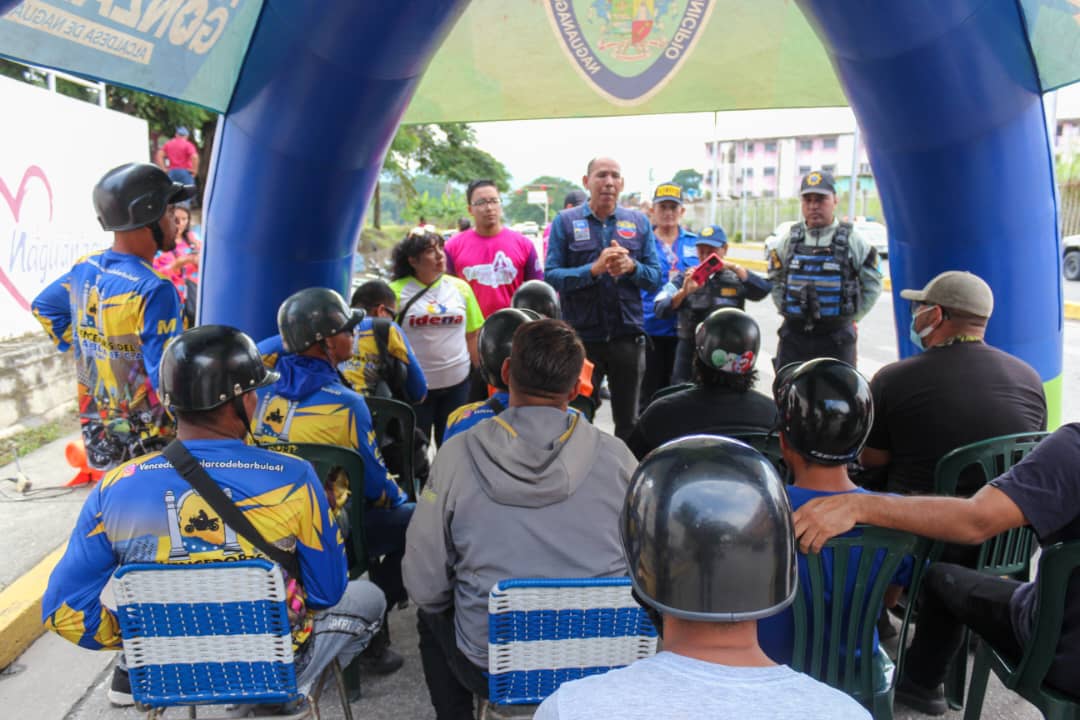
[390,226,483,446]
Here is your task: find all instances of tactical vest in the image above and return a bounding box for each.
[781,222,859,331]
[677,269,748,338]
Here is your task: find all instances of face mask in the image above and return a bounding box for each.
[908,305,938,351]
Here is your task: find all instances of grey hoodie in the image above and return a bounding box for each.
[402,405,636,668]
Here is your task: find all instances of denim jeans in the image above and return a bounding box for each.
[415,377,470,447]
[364,502,414,607]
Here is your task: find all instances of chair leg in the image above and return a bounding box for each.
[962,643,992,720]
[945,628,969,710]
[332,659,355,720]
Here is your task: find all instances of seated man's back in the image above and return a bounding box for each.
[628,307,777,459]
[405,405,633,666]
[535,651,867,720]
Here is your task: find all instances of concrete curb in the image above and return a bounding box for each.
[0,544,65,670]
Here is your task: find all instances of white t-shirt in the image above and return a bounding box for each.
[533,651,870,720]
[390,274,483,390]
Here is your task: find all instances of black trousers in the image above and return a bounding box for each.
[584,335,646,442]
[641,335,679,405]
[417,608,488,720]
[903,562,1022,689]
[774,321,857,370]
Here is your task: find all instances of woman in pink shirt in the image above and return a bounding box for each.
[153,206,200,303]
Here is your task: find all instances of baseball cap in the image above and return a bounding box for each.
[176,127,189,136]
[652,182,684,205]
[800,170,836,196]
[563,190,587,208]
[900,271,994,317]
[696,224,728,248]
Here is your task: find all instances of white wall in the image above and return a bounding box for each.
[0,75,148,340]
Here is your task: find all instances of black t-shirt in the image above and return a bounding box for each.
[627,384,779,460]
[866,341,1046,495]
[990,423,1080,694]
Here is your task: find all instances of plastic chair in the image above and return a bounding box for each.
[113,559,353,719]
[364,396,419,500]
[790,526,926,719]
[483,577,658,715]
[932,431,1048,708]
[963,540,1080,720]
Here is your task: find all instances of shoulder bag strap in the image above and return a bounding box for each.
[394,276,438,326]
[162,440,301,579]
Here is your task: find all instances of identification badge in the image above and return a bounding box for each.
[572,219,591,242]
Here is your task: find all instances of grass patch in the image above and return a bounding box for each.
[0,410,79,468]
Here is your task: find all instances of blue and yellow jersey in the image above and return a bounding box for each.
[41,439,346,651]
[259,321,428,404]
[32,249,182,440]
[340,317,427,402]
[444,392,583,442]
[251,354,407,509]
[444,392,510,442]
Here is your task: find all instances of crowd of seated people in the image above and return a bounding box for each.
[39,173,1078,720]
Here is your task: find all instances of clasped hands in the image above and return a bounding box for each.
[590,240,636,278]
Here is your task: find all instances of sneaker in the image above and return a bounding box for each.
[356,645,404,675]
[107,665,134,707]
[895,676,947,716]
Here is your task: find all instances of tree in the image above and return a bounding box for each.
[671,168,703,194]
[504,176,583,225]
[375,122,510,228]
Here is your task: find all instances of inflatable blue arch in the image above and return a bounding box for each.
[0,0,1066,420]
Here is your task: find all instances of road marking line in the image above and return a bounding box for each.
[0,544,66,670]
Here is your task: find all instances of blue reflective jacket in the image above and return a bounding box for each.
[545,204,663,341]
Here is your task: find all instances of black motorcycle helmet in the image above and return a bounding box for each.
[512,280,561,320]
[277,288,364,354]
[622,435,796,622]
[780,358,873,465]
[160,325,278,412]
[478,308,534,389]
[694,308,760,375]
[92,163,195,246]
[772,361,802,405]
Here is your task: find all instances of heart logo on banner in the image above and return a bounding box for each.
[0,166,54,311]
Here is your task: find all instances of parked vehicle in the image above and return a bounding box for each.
[763,219,888,260]
[1064,234,1080,281]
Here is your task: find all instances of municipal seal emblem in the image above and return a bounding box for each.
[545,0,715,105]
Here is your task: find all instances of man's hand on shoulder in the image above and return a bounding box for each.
[792,493,865,553]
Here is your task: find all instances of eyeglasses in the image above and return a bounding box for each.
[470,198,501,208]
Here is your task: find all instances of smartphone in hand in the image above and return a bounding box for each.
[690,253,724,286]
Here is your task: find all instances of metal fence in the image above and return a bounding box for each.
[681,193,885,242]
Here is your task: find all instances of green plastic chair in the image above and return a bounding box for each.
[963,540,1080,720]
[264,442,367,578]
[364,396,419,500]
[932,431,1048,708]
[791,526,927,719]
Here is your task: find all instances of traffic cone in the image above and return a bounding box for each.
[65,439,103,486]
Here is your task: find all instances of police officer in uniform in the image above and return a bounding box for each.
[545,157,663,441]
[655,224,771,385]
[627,308,778,459]
[767,170,882,368]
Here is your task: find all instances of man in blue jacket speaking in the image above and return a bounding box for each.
[545,157,662,441]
